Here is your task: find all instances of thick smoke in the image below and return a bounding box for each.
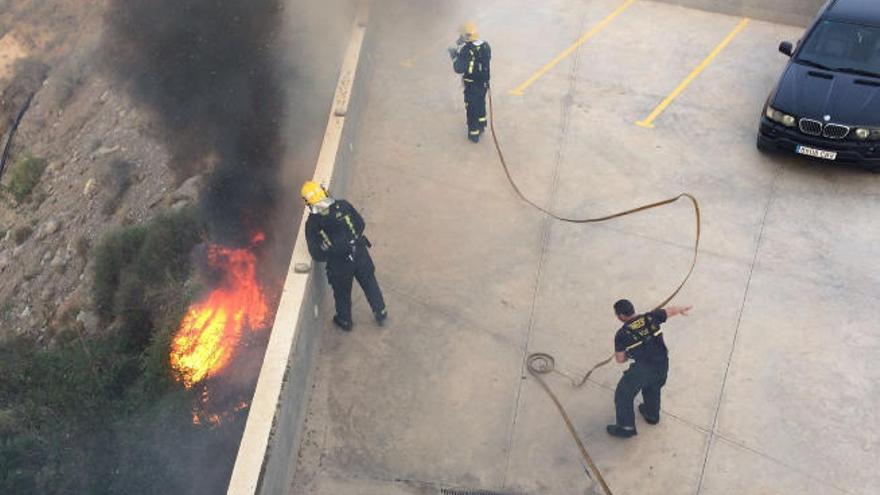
[102,0,284,245]
[99,2,288,493]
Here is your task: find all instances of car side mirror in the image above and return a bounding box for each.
[779,41,793,57]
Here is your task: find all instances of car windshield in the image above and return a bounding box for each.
[797,20,880,76]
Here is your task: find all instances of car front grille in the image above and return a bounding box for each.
[798,118,850,139]
[799,118,823,136]
[823,123,850,139]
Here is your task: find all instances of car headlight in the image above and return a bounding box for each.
[765,106,796,127]
[853,127,880,141]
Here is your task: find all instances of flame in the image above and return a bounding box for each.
[170,242,269,388]
[190,386,251,427]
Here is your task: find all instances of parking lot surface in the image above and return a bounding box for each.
[291,1,878,494]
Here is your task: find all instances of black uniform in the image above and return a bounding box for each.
[452,40,492,140]
[613,309,669,428]
[305,200,385,326]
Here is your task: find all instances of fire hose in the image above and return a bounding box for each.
[486,88,701,495]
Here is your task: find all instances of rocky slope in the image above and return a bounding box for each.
[0,0,197,342]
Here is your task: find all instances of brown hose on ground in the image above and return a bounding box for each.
[487,88,701,495]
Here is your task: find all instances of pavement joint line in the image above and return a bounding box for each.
[710,434,857,495]
[562,401,855,495]
[635,17,750,129]
[508,0,637,96]
[502,194,557,489]
[502,11,587,488]
[695,162,783,494]
[566,392,826,488]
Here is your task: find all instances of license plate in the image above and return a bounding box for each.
[796,145,837,160]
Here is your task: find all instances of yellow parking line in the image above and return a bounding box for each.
[636,17,750,128]
[509,0,637,96]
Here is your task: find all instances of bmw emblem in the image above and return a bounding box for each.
[823,115,832,122]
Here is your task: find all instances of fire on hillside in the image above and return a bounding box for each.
[170,233,271,390]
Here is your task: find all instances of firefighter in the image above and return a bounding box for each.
[301,181,387,331]
[606,299,692,438]
[449,21,491,143]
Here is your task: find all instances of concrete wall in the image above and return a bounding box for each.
[653,0,827,26]
[225,7,373,495]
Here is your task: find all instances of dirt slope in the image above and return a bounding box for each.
[0,1,186,341]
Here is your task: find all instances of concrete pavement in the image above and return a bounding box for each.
[290,1,880,494]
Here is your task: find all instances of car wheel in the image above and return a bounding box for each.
[756,136,771,153]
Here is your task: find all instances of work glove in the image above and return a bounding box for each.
[448,37,465,60]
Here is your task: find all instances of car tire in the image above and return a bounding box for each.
[756,136,772,153]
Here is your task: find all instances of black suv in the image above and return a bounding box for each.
[758,0,880,172]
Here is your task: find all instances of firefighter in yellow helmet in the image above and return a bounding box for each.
[449,21,492,143]
[301,181,387,331]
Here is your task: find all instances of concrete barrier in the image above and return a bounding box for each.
[653,0,826,26]
[226,6,373,495]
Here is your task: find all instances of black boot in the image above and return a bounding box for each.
[468,132,480,143]
[606,424,637,438]
[333,315,353,331]
[374,308,388,326]
[639,404,659,425]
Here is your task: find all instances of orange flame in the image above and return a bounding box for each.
[170,243,269,388]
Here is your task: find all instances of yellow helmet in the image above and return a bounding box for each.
[459,21,478,42]
[300,181,327,206]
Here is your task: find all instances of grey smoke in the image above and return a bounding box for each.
[102,0,284,246]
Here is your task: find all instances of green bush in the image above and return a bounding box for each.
[92,224,149,319]
[0,207,248,495]
[0,328,247,495]
[5,155,47,203]
[92,208,202,350]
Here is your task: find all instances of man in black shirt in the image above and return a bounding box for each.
[450,21,491,143]
[607,299,692,438]
[301,181,387,331]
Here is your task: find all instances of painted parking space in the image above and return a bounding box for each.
[636,17,750,128]
[499,1,786,130]
[508,0,638,96]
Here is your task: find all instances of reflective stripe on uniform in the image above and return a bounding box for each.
[469,130,481,135]
[478,117,487,122]
[319,229,332,246]
[624,341,642,351]
[342,214,358,238]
